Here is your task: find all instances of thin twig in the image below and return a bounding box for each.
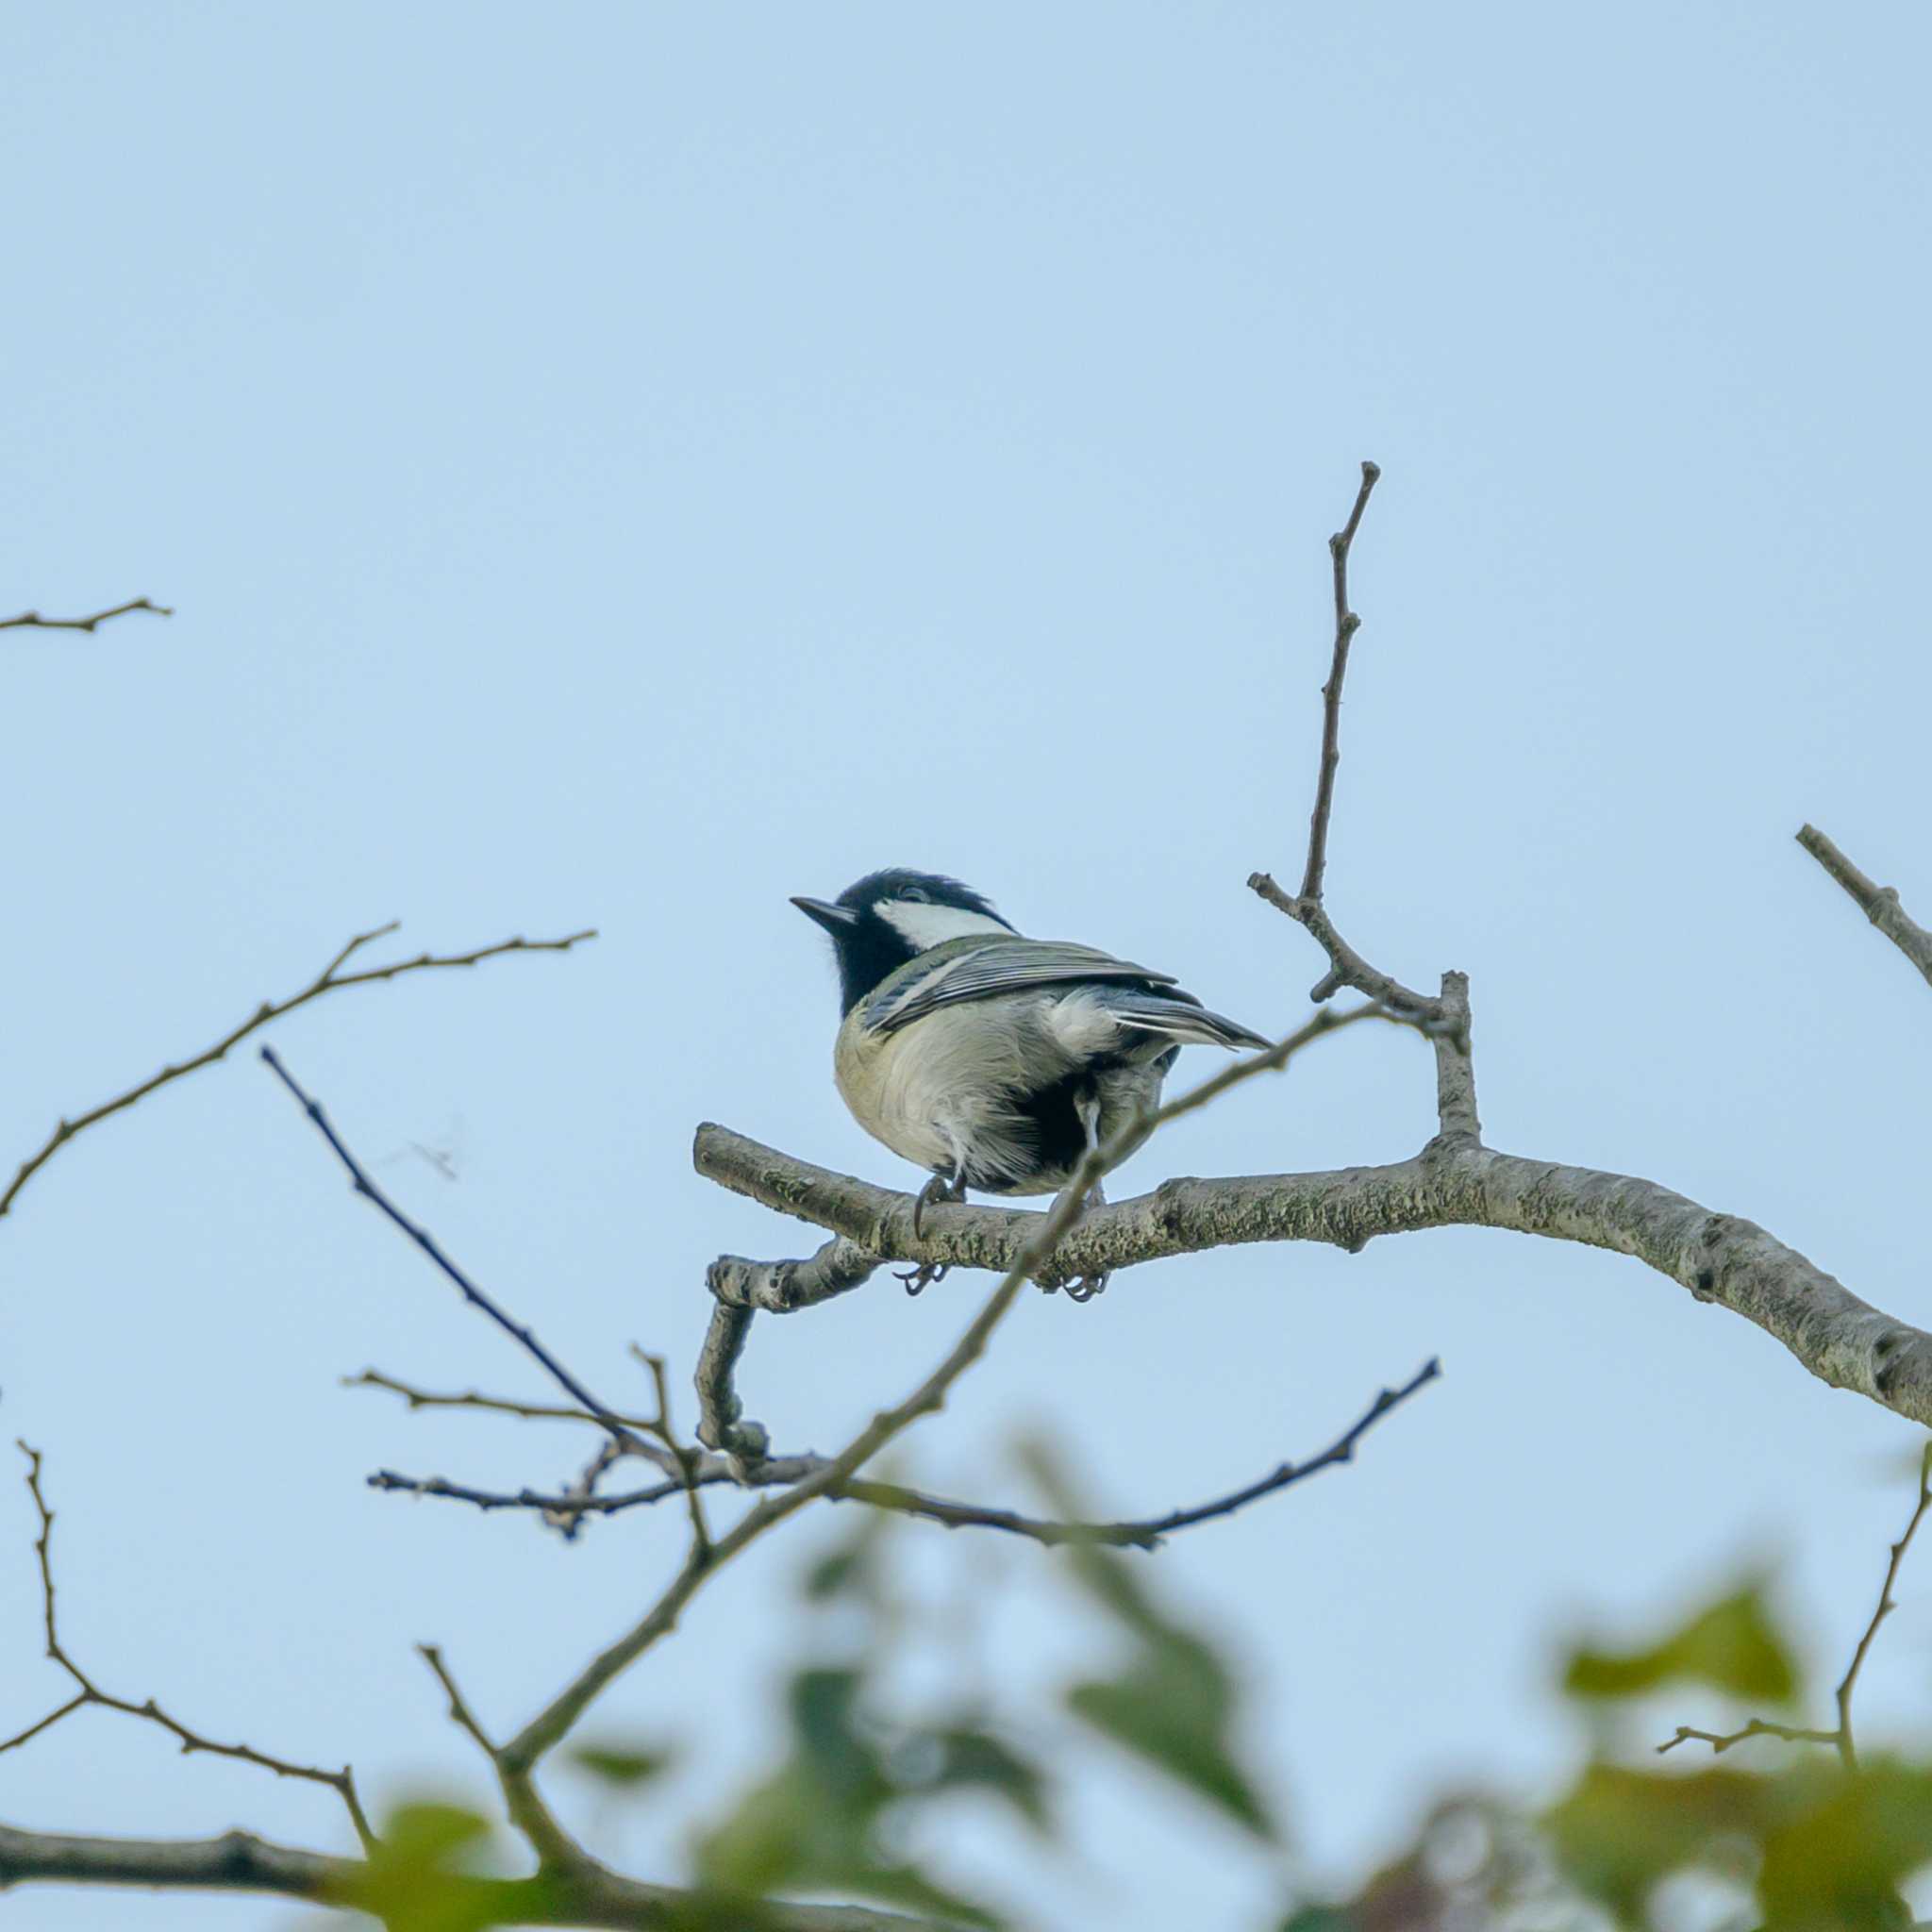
[371,1359,1438,1549]
[1833,1440,1932,1769]
[1301,459,1381,902]
[1657,1441,1932,1770]
[500,1133,1128,1777]
[342,1368,658,1431]
[1798,824,1932,991]
[0,596,173,635]
[419,1646,578,1870]
[1,921,595,1221]
[261,1047,647,1461]
[1657,1719,1841,1757]
[1,1444,374,1851]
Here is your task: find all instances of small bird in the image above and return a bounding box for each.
[791,869,1271,1299]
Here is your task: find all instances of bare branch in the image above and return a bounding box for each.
[1833,1440,1932,1769]
[419,1645,580,1873]
[0,596,173,634]
[1301,459,1381,902]
[1430,971,1480,1146]
[708,1236,884,1315]
[1657,1442,1932,1769]
[1657,1718,1841,1757]
[696,1124,1932,1433]
[1799,824,1932,991]
[1,921,595,1222]
[261,1047,648,1463]
[0,1821,954,1929]
[373,1360,1438,1550]
[2,1444,374,1850]
[343,1368,658,1432]
[500,1126,1130,1777]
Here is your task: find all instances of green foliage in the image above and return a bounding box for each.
[568,1739,678,1789]
[327,1798,539,1932]
[1023,1440,1277,1840]
[1563,1584,1800,1706]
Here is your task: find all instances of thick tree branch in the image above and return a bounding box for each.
[1,1445,374,1850]
[1799,824,1932,991]
[0,1823,953,1929]
[0,596,172,634]
[2,921,595,1221]
[696,1125,1932,1431]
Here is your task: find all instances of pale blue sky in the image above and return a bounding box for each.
[6,5,1931,1927]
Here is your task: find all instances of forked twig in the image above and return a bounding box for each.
[3,921,595,1221]
[0,1444,374,1850]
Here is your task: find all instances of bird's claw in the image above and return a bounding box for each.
[909,1172,966,1241]
[1058,1273,1108,1304]
[895,1261,951,1297]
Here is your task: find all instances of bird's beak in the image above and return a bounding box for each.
[791,895,858,933]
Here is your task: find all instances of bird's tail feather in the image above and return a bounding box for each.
[1111,997,1272,1052]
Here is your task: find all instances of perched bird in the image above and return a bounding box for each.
[791,869,1271,1298]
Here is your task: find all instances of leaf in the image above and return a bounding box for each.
[1563,1586,1799,1705]
[1022,1434,1276,1839]
[1065,1616,1274,1840]
[329,1798,506,1932]
[924,1726,1054,1836]
[803,1510,891,1604]
[1545,1760,1770,1924]
[569,1739,678,1789]
[1757,1757,1932,1929]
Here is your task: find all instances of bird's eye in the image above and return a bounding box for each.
[901,885,930,904]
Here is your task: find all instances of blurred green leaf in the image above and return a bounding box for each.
[569,1739,678,1789]
[1563,1585,1799,1705]
[803,1510,891,1604]
[1758,1758,1932,1930]
[1069,1649,1274,1840]
[1022,1435,1276,1839]
[923,1726,1054,1836]
[1545,1761,1769,1924]
[330,1799,507,1932]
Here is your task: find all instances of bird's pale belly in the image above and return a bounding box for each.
[836,1008,1166,1196]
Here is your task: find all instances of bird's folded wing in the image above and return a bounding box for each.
[864,937,1178,1035]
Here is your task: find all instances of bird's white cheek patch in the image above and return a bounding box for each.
[876,901,1013,950]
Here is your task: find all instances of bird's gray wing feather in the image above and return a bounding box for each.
[864,937,1179,1036]
[1099,991,1273,1052]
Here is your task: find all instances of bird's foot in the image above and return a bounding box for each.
[903,1172,967,1295]
[904,1158,966,1236]
[1060,1271,1108,1304]
[894,1260,951,1297]
[909,1171,967,1241]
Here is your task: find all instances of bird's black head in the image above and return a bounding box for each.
[791,869,1015,1013]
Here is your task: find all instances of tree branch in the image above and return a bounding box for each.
[1,1444,374,1851]
[0,596,173,634]
[1658,1443,1932,1769]
[696,1124,1932,1432]
[1798,824,1932,991]
[261,1048,652,1466]
[364,1357,1436,1548]
[1301,459,1381,903]
[0,1823,955,1929]
[1,921,595,1222]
